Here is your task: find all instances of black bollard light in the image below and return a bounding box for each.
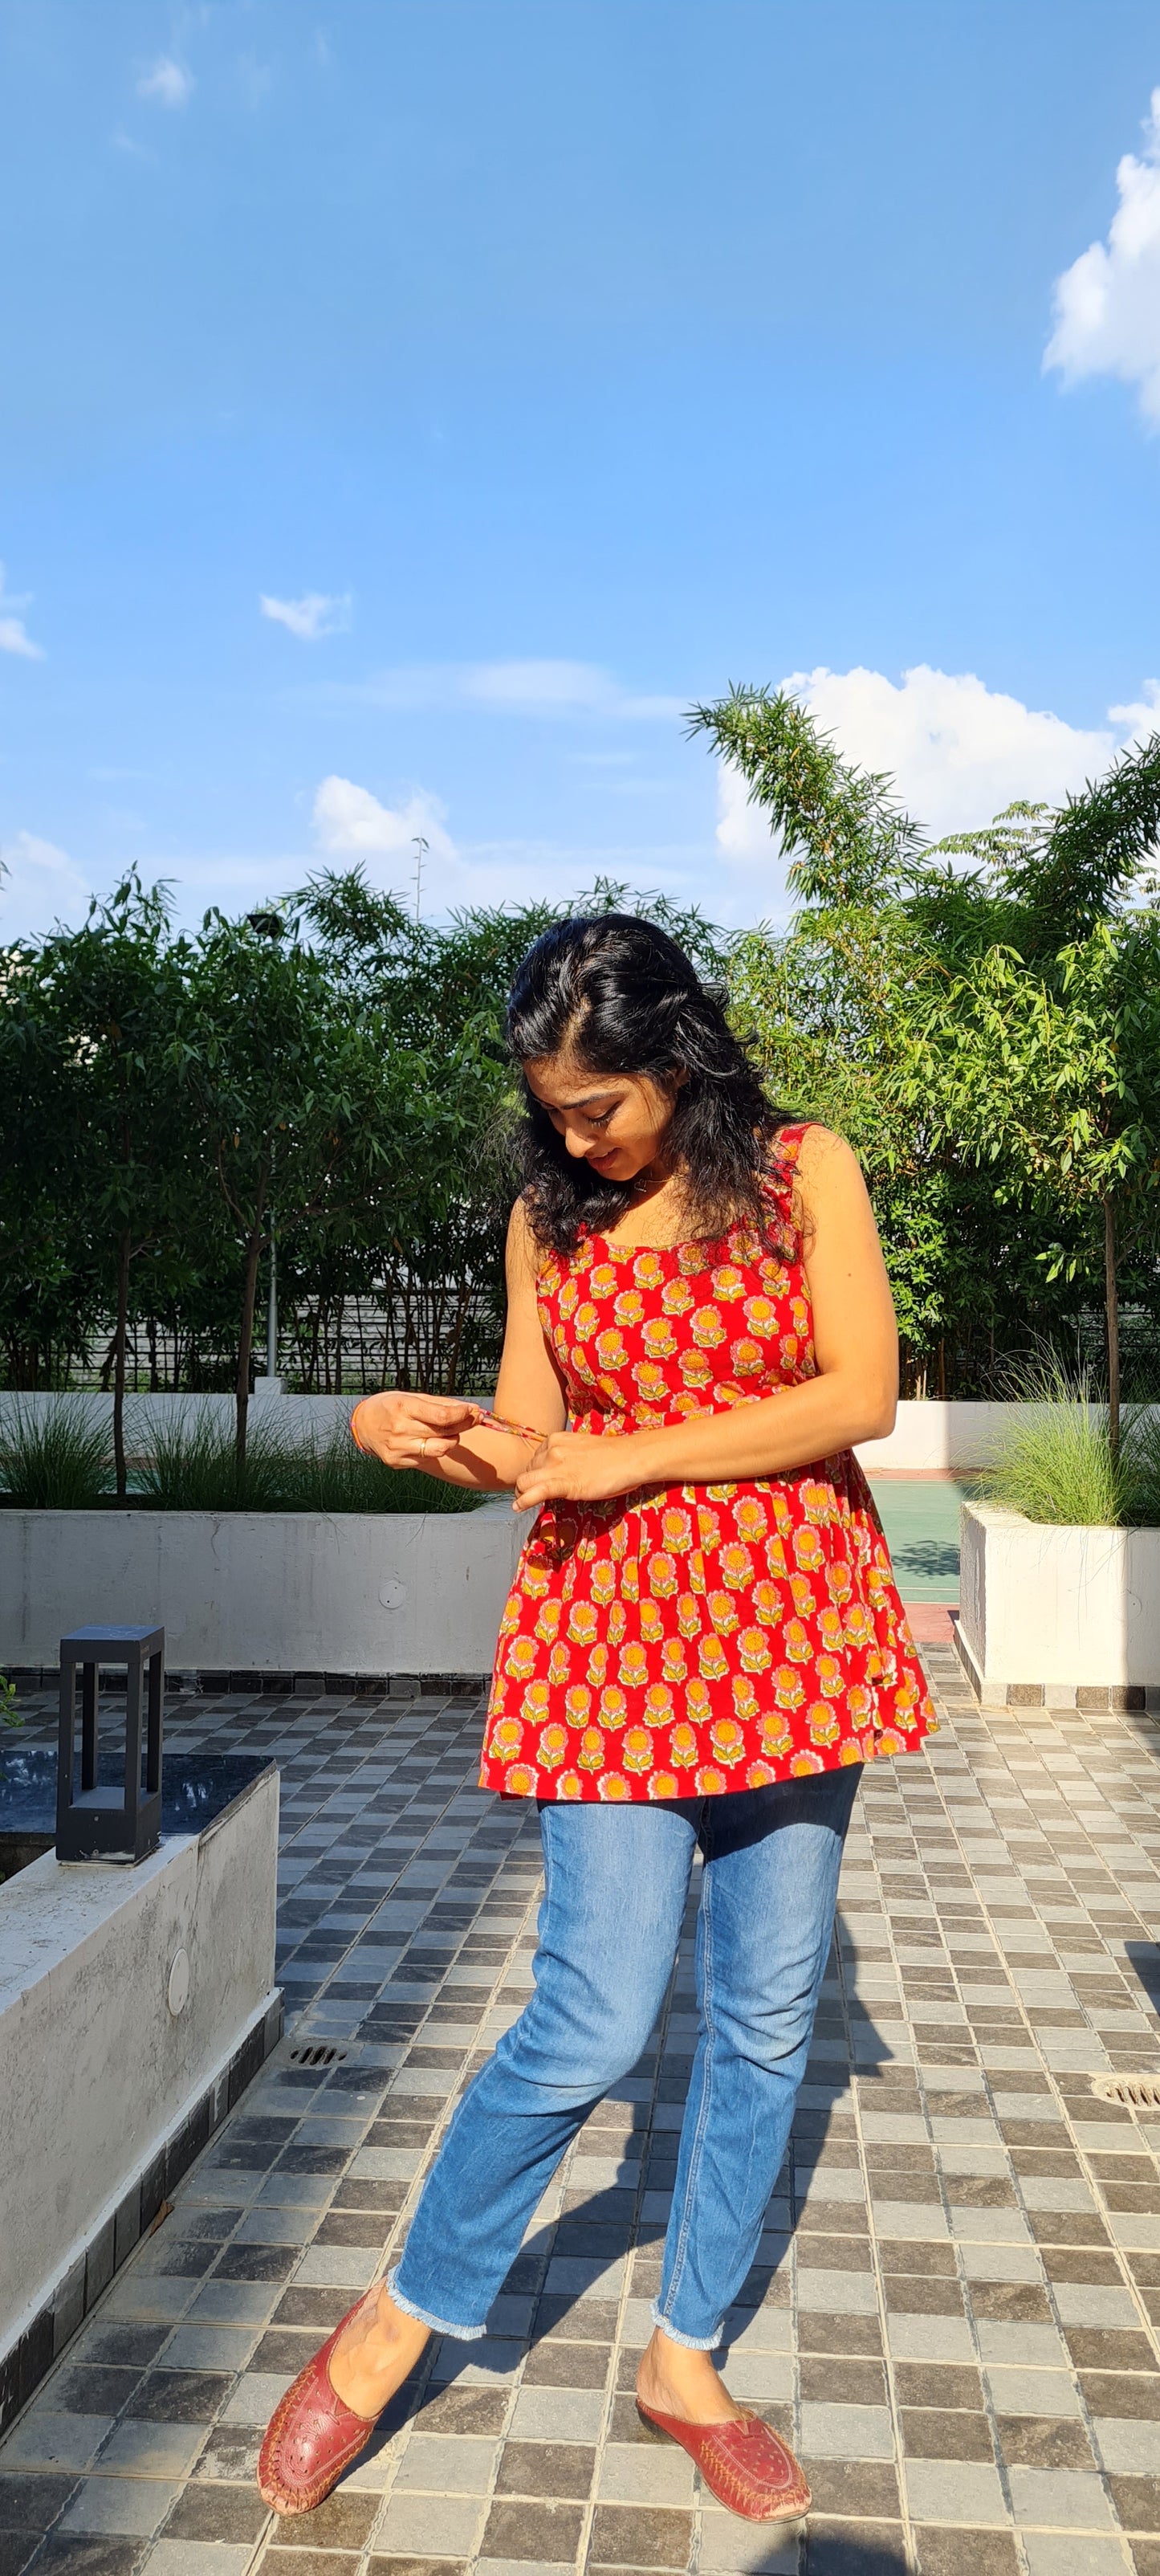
[57,1625,164,1864]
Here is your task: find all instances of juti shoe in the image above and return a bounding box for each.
[637,2398,812,2522]
[258,2300,379,2515]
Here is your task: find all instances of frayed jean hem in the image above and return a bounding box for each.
[387,2265,487,2341]
[650,2300,722,2352]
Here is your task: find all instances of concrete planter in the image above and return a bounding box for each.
[0,1505,524,1681]
[0,1761,280,2429]
[957,1502,1160,1710]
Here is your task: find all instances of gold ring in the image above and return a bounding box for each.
[420,1437,429,1457]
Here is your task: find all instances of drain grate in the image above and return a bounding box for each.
[289,2042,348,2069]
[1092,2073,1160,2110]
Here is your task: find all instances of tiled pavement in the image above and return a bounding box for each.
[5,1646,1160,2576]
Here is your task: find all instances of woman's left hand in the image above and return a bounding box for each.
[513,1430,641,1514]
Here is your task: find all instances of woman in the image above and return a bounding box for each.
[258,914,936,2525]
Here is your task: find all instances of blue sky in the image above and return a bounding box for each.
[3,0,1160,939]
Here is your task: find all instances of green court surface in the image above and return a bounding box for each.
[868,1477,973,1602]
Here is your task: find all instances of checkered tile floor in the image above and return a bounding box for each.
[5,1646,1160,2576]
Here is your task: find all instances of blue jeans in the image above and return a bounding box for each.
[391,1766,861,2349]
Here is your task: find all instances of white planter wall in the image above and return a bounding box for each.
[0,1767,279,2381]
[0,1505,525,1677]
[958,1502,1160,1706]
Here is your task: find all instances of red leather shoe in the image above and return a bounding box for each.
[637,2399,812,2522]
[258,2301,378,2515]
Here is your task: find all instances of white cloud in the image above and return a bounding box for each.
[1046,89,1160,423]
[261,590,352,641]
[312,777,456,869]
[713,663,1157,907]
[0,831,92,941]
[0,565,44,661]
[136,56,194,108]
[333,658,682,720]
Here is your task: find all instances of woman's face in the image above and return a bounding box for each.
[524,1054,681,1185]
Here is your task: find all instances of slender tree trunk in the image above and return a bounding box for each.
[235,1179,268,1466]
[1104,1195,1121,1462]
[113,1228,132,1501]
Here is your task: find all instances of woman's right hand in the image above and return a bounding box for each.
[352,1391,482,1470]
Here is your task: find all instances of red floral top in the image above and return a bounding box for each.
[478,1125,938,1803]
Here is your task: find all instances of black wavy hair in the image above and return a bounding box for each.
[506,912,784,1255]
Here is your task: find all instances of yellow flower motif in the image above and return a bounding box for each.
[686,1677,712,1721]
[647,1551,678,1600]
[690,1305,727,1349]
[499,1598,522,1636]
[808,1707,841,1747]
[840,1736,868,1764]
[573,1301,599,1339]
[709,1718,747,1767]
[697,1506,722,1549]
[641,1317,678,1359]
[537,1722,570,1770]
[800,1479,832,1526]
[547,1643,571,1687]
[735,1495,769,1541]
[708,1590,739,1635]
[731,1675,759,1721]
[568,1600,599,1645]
[695,1765,728,1795]
[577,1726,606,1771]
[718,1542,755,1592]
[710,1265,747,1302]
[590,1560,616,1608]
[746,1759,778,1788]
[534,1599,563,1644]
[505,1637,537,1680]
[520,1681,552,1723]
[639,1599,665,1645]
[614,1288,645,1326]
[505,1763,537,1795]
[772,1662,806,1709]
[820,1608,845,1657]
[816,1653,845,1699]
[633,1360,669,1401]
[669,1721,699,1767]
[556,1769,584,1799]
[661,1508,693,1552]
[661,1638,687,1685]
[590,1264,621,1299]
[730,1338,765,1377]
[599,1685,628,1728]
[751,1578,783,1626]
[607,1600,628,1646]
[792,1526,824,1573]
[622,1726,654,1774]
[846,1682,873,1723]
[645,1681,674,1723]
[742,1294,778,1335]
[790,1572,817,1616]
[632,1249,665,1289]
[647,1771,679,1800]
[618,1642,649,1690]
[698,1634,729,1684]
[790,1748,825,1775]
[557,1277,579,1319]
[597,1771,630,1800]
[792,1295,811,1339]
[826,1559,853,1606]
[587,1643,610,1686]
[488,1715,524,1762]
[760,1714,793,1760]
[737,1627,771,1673]
[661,1275,695,1316]
[678,1348,714,1388]
[873,1727,906,1757]
[779,1333,800,1367]
[565,1684,592,1724]
[596,1328,629,1372]
[676,1593,702,1641]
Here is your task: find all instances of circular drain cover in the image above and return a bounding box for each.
[1091,2073,1160,2109]
[289,2042,348,2068]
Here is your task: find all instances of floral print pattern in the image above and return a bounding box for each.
[479,1125,937,1803]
